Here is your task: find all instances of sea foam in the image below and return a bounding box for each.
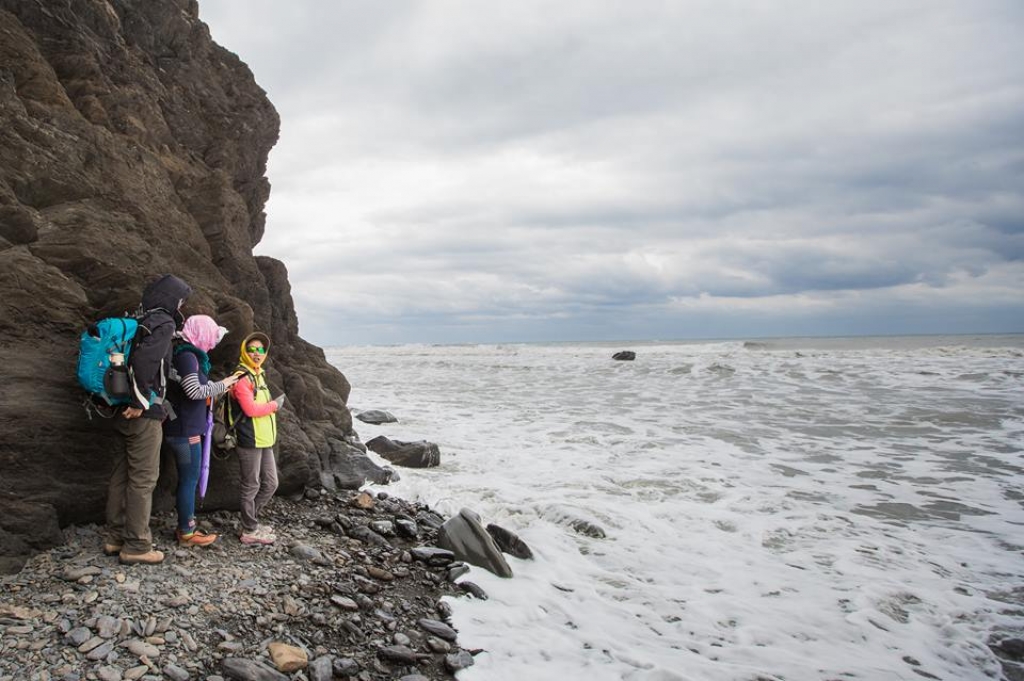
[328,336,1024,681]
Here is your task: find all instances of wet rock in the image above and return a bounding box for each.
[570,518,607,538]
[321,439,394,490]
[996,638,1024,661]
[369,520,394,536]
[445,650,475,672]
[486,523,534,560]
[355,410,398,424]
[458,581,489,600]
[418,618,458,641]
[365,436,441,468]
[447,563,471,582]
[612,350,636,360]
[437,508,513,578]
[395,519,419,538]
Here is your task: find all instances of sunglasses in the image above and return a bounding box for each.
[246,346,266,355]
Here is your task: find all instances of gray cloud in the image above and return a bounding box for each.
[199,0,1024,344]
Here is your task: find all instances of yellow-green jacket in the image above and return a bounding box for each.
[230,332,277,448]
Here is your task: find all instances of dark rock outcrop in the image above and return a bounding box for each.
[366,435,441,469]
[612,351,636,361]
[0,0,365,571]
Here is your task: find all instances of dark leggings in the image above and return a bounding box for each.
[165,436,202,533]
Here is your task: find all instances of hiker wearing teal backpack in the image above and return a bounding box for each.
[163,315,241,548]
[230,331,282,545]
[104,274,191,565]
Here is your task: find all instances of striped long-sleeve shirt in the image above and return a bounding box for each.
[164,349,224,438]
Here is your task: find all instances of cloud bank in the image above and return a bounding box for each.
[200,0,1024,345]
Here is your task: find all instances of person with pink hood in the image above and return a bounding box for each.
[163,315,240,547]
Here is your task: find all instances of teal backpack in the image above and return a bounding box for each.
[76,316,139,409]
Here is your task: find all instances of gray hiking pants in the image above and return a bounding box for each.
[237,447,279,533]
[105,415,163,553]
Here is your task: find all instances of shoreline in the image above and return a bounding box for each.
[0,490,477,680]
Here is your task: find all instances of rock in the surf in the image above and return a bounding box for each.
[355,409,398,424]
[437,508,513,578]
[366,435,441,468]
[486,523,534,560]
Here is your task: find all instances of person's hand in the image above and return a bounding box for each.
[221,374,240,388]
[123,407,143,419]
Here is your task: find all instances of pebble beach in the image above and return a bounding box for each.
[0,491,479,681]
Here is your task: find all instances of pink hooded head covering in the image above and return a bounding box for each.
[180,315,228,353]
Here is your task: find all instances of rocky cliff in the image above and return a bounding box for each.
[0,0,383,572]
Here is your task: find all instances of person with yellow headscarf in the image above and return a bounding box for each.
[230,331,282,545]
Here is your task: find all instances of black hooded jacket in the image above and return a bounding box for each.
[129,274,192,417]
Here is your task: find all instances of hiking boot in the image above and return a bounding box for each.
[103,542,123,556]
[177,529,218,548]
[257,524,278,541]
[239,529,273,546]
[118,549,165,565]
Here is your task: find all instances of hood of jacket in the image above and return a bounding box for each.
[238,331,271,373]
[141,274,192,315]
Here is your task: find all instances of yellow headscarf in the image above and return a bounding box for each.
[238,331,271,373]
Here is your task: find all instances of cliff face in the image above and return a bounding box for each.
[0,0,371,571]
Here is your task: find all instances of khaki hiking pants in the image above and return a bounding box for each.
[237,446,279,533]
[105,415,163,553]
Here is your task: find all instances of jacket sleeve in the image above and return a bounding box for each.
[175,352,226,401]
[128,318,174,410]
[232,375,278,417]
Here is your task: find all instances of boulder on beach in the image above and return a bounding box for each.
[319,438,393,491]
[612,351,637,361]
[437,508,513,578]
[366,436,441,468]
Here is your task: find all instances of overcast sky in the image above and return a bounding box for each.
[198,1,1024,346]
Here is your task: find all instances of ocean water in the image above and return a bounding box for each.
[325,335,1024,681]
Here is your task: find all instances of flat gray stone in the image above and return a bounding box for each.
[417,618,458,641]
